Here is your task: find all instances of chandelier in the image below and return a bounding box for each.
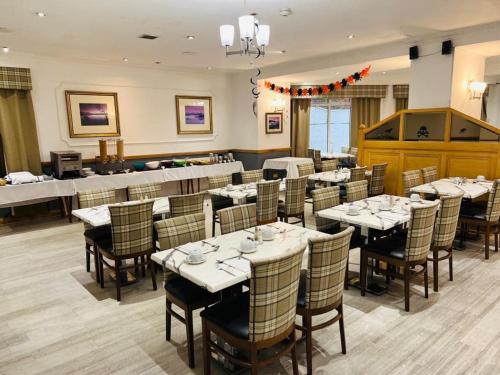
[219,15,270,57]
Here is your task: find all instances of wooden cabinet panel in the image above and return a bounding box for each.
[403,153,442,176]
[446,154,495,179]
[365,151,401,195]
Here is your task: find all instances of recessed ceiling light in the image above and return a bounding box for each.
[207,66,212,70]
[182,51,195,55]
[155,61,161,64]
[280,8,292,16]
[139,34,158,40]
[186,35,195,40]
[122,57,129,62]
[347,34,354,39]
[382,71,387,74]
[2,46,9,53]
[335,72,340,75]
[35,11,46,17]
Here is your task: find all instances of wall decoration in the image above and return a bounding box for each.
[65,91,120,138]
[175,95,213,134]
[264,65,371,96]
[265,112,283,134]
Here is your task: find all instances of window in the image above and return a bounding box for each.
[309,98,351,153]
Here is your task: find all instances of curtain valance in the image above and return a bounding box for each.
[291,85,387,99]
[0,67,32,90]
[393,84,409,99]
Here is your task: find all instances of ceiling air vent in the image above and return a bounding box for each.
[139,34,158,40]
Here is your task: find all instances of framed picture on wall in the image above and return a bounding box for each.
[175,95,213,135]
[265,112,283,134]
[65,91,121,138]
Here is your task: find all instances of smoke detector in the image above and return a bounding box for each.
[280,8,292,17]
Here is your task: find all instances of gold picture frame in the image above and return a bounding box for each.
[265,112,283,134]
[65,90,121,138]
[175,95,213,135]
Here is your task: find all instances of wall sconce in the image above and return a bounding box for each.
[272,97,285,112]
[467,81,487,100]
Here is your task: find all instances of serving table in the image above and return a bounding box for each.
[410,178,492,199]
[207,181,286,205]
[0,179,75,208]
[151,221,326,293]
[262,157,313,178]
[321,152,354,160]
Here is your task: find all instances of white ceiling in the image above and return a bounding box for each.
[1,0,500,71]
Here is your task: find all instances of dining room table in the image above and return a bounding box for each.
[410,178,493,199]
[151,221,327,293]
[262,157,313,178]
[308,168,372,186]
[207,180,286,205]
[321,152,355,160]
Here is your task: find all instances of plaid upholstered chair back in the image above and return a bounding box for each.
[208,174,232,189]
[249,243,306,342]
[345,180,368,202]
[256,180,280,224]
[218,203,257,235]
[313,150,322,169]
[312,186,340,231]
[284,176,308,216]
[127,183,162,201]
[109,200,154,257]
[486,180,500,222]
[405,201,439,262]
[154,213,206,281]
[307,149,314,158]
[321,159,338,172]
[78,188,116,230]
[297,162,315,177]
[350,166,367,182]
[421,166,438,184]
[241,169,263,184]
[370,163,387,195]
[433,194,463,248]
[169,192,205,218]
[402,170,423,197]
[305,226,354,309]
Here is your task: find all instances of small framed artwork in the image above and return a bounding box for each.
[175,95,213,135]
[265,112,283,134]
[65,91,120,138]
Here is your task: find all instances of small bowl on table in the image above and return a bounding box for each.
[132,162,146,171]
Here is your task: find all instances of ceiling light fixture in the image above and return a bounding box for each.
[122,57,128,62]
[155,61,161,64]
[347,34,354,39]
[2,46,9,53]
[382,71,386,74]
[335,72,340,75]
[219,14,270,57]
[207,66,212,70]
[279,8,292,17]
[35,11,46,17]
[186,35,195,40]
[468,81,487,100]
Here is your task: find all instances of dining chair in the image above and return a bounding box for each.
[295,226,354,375]
[421,166,438,184]
[218,203,257,235]
[256,180,281,225]
[429,193,463,291]
[460,179,500,259]
[349,166,367,182]
[77,188,116,283]
[127,182,162,201]
[312,186,341,234]
[200,243,306,375]
[297,162,317,197]
[307,148,314,159]
[360,200,439,311]
[345,180,368,203]
[241,169,264,184]
[96,200,157,302]
[278,176,308,226]
[320,159,338,172]
[402,170,423,197]
[168,191,205,218]
[341,146,350,154]
[369,163,387,196]
[208,174,234,236]
[154,212,219,368]
[312,149,322,172]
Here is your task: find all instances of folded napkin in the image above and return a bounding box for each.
[6,171,41,185]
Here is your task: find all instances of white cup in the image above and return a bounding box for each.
[410,193,420,202]
[262,227,275,241]
[379,201,390,211]
[189,247,203,262]
[477,175,485,181]
[226,184,234,191]
[347,205,360,215]
[240,238,256,252]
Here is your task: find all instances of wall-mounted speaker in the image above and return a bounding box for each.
[409,46,419,60]
[442,40,453,55]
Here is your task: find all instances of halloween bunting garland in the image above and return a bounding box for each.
[264,65,371,96]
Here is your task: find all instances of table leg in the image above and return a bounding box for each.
[67,196,73,223]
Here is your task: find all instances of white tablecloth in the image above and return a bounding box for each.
[309,170,372,185]
[73,170,165,193]
[262,157,313,178]
[162,161,244,181]
[321,152,355,159]
[208,181,286,205]
[151,222,326,293]
[410,178,492,199]
[0,179,75,207]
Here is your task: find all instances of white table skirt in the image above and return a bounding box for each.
[309,169,372,184]
[73,170,165,193]
[321,152,355,160]
[162,161,244,181]
[410,179,492,199]
[0,179,75,207]
[151,222,327,293]
[262,157,313,178]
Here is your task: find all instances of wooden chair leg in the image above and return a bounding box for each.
[141,255,146,277]
[302,213,306,227]
[186,308,195,368]
[134,257,139,277]
[149,256,157,290]
[99,252,105,289]
[485,224,490,260]
[212,213,216,237]
[433,250,439,292]
[495,227,499,252]
[304,314,313,375]
[360,251,367,296]
[449,249,453,281]
[338,304,347,354]
[202,318,211,375]
[94,247,100,283]
[424,262,429,298]
[291,330,299,375]
[85,245,91,272]
[344,251,349,290]
[115,260,121,302]
[165,299,172,341]
[404,264,410,312]
[250,345,258,375]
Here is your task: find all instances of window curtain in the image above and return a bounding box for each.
[291,99,310,157]
[395,97,408,112]
[0,89,41,174]
[350,98,380,146]
[393,84,409,113]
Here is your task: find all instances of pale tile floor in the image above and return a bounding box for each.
[1,202,500,374]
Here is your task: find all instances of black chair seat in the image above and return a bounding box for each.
[212,197,234,211]
[297,270,307,308]
[84,225,111,242]
[460,205,487,221]
[95,237,113,253]
[166,277,220,306]
[200,293,249,340]
[366,236,406,260]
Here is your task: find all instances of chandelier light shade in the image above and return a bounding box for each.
[219,25,235,47]
[256,24,270,47]
[238,15,255,39]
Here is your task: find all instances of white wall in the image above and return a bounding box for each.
[0,53,233,161]
[486,84,500,127]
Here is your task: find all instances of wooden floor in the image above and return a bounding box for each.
[2,203,500,375]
